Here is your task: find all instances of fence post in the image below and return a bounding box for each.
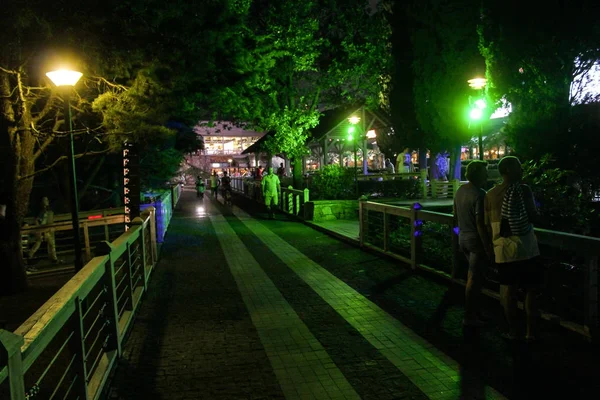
[452,179,460,198]
[430,179,438,199]
[83,221,92,262]
[0,330,26,400]
[304,188,309,203]
[584,255,599,339]
[383,210,389,252]
[451,227,460,280]
[410,203,422,270]
[359,200,365,246]
[147,206,157,264]
[420,169,428,199]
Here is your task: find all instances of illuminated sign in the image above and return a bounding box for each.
[123,142,140,230]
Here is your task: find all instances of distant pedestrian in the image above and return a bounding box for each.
[210,171,219,198]
[196,176,205,198]
[261,167,281,219]
[453,160,492,327]
[385,158,395,174]
[27,197,60,268]
[277,162,285,179]
[485,156,542,342]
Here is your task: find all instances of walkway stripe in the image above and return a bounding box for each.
[208,213,360,400]
[232,208,507,400]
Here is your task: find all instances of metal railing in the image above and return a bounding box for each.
[0,207,158,400]
[359,200,599,340]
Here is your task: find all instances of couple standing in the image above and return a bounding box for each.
[454,156,542,342]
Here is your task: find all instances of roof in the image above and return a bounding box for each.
[310,105,392,142]
[241,131,275,155]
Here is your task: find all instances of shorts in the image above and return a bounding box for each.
[460,237,488,278]
[497,257,544,287]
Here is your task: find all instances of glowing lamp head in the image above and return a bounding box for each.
[348,116,360,124]
[46,69,83,87]
[366,130,376,139]
[468,77,487,90]
[470,108,483,120]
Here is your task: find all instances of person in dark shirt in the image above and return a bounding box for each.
[453,160,492,327]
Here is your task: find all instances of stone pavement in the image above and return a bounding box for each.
[106,188,600,400]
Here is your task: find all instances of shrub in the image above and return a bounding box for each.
[358,178,422,199]
[522,154,595,234]
[310,165,356,200]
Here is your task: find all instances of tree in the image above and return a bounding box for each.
[213,0,390,187]
[479,0,600,192]
[383,0,484,178]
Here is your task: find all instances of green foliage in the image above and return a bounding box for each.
[522,154,596,234]
[385,0,483,153]
[310,165,356,200]
[139,148,185,190]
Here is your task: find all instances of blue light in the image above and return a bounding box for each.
[413,203,422,210]
[453,226,460,235]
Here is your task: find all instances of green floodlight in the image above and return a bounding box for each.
[470,107,483,120]
[347,125,355,141]
[475,99,486,109]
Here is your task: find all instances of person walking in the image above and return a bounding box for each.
[210,171,219,198]
[453,160,492,327]
[27,197,60,268]
[261,167,281,219]
[277,162,285,179]
[385,158,395,174]
[196,176,205,198]
[485,156,542,342]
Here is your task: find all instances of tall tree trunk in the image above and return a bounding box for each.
[418,148,428,177]
[291,157,303,189]
[449,145,462,180]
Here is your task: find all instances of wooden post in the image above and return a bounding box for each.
[83,221,92,262]
[451,226,460,280]
[452,179,460,198]
[420,169,428,199]
[323,138,329,165]
[359,200,365,246]
[383,211,389,252]
[430,179,438,199]
[147,206,157,264]
[0,330,26,400]
[584,255,599,339]
[410,204,422,270]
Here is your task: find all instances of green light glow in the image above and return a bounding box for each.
[475,99,486,109]
[470,108,483,120]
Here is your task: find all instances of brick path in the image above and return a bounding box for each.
[107,188,600,400]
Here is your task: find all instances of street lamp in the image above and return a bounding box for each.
[46,69,84,271]
[467,77,487,160]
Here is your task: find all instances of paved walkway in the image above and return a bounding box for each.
[107,188,600,400]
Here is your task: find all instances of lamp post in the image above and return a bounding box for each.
[46,69,84,271]
[348,116,361,195]
[468,77,487,160]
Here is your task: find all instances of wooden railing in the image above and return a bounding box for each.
[22,215,126,268]
[0,207,158,400]
[281,186,310,217]
[356,170,466,199]
[230,178,310,218]
[359,200,599,340]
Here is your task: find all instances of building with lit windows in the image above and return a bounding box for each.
[186,122,266,176]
